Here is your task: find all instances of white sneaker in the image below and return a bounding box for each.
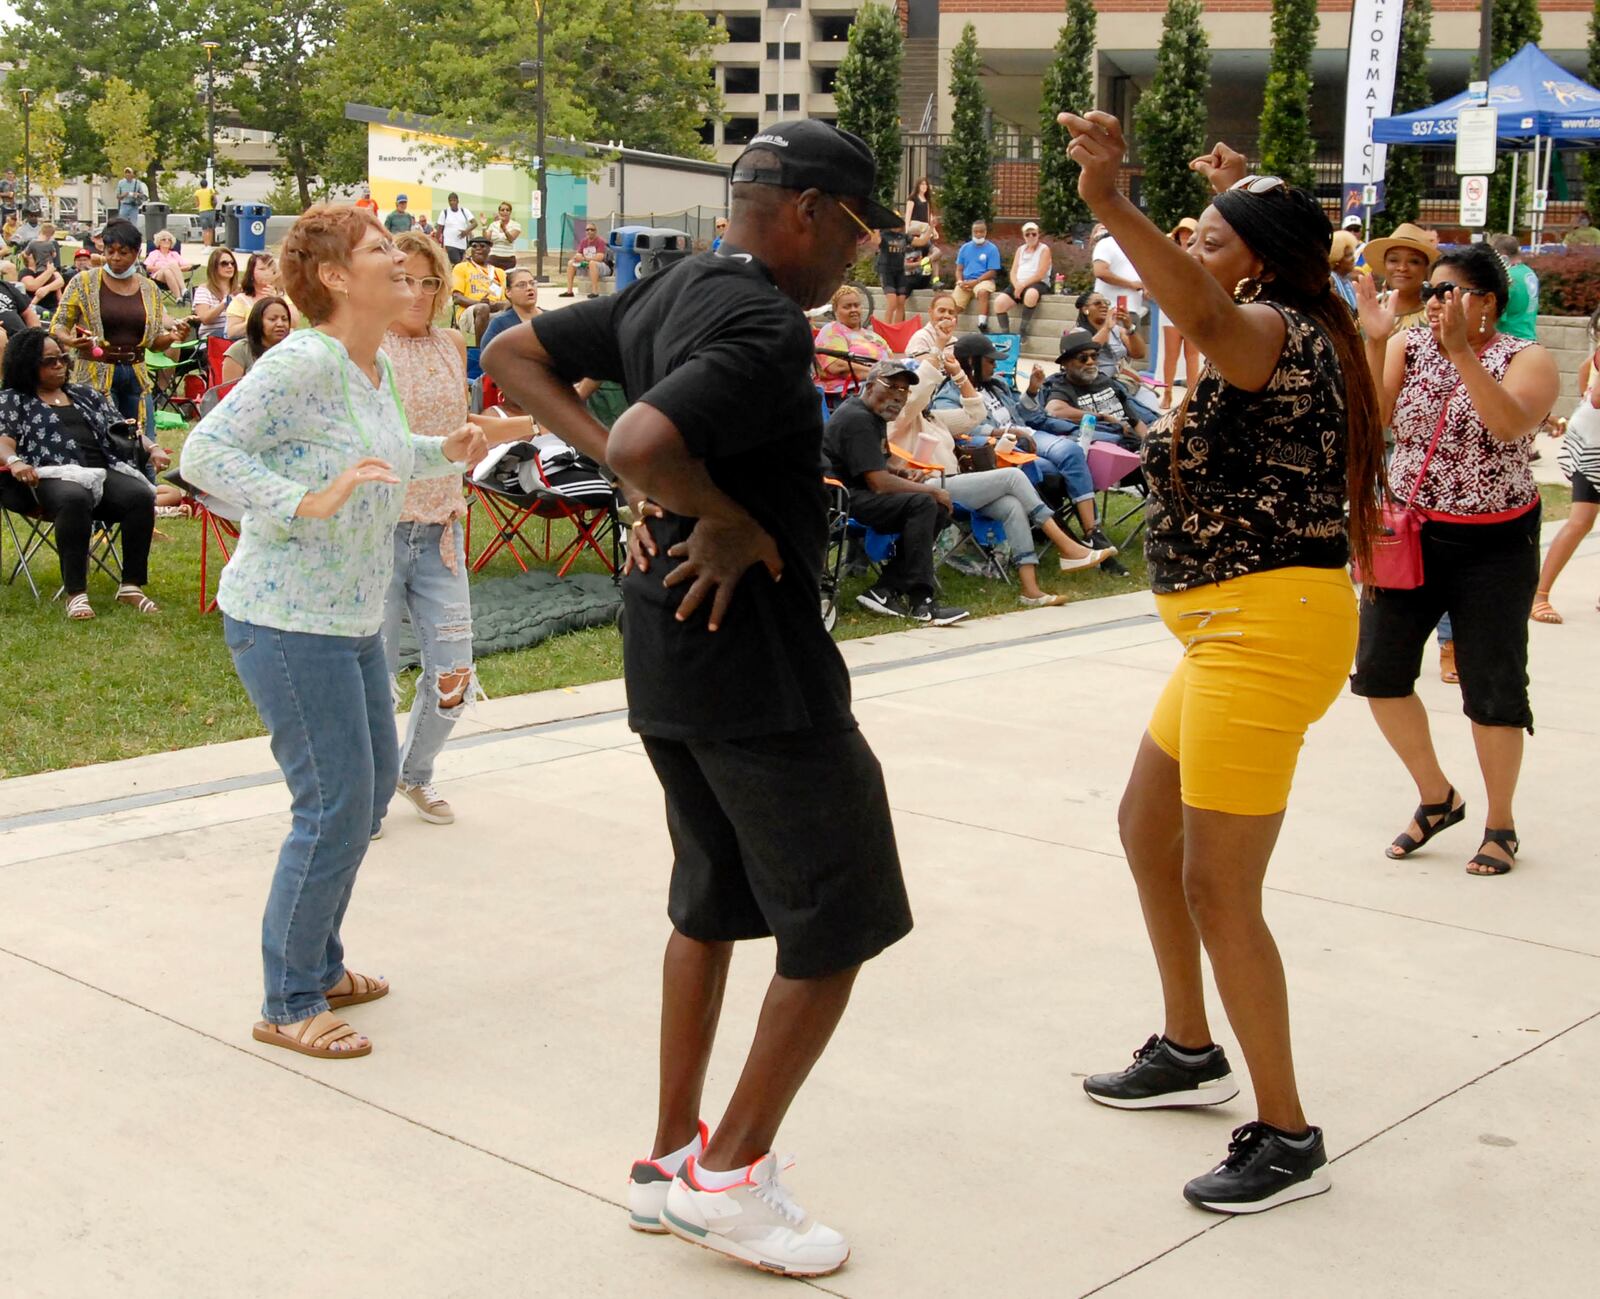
[626,1120,707,1233]
[396,781,454,825]
[661,1153,849,1277]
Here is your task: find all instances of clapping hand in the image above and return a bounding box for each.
[1354,272,1396,342]
[442,421,489,465]
[1189,142,1250,194]
[1059,111,1128,207]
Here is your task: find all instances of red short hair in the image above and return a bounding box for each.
[280,203,384,323]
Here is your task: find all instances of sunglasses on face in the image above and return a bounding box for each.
[1419,281,1485,302]
[1229,175,1286,195]
[40,354,67,367]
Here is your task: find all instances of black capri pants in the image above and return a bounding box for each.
[1350,504,1540,731]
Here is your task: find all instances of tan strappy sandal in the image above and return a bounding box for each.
[115,585,159,614]
[252,1011,371,1059]
[325,970,389,1009]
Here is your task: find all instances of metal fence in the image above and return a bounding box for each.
[558,207,726,257]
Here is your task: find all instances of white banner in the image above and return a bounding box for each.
[1342,0,1406,205]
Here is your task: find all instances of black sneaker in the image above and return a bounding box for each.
[1087,527,1116,551]
[1183,1121,1332,1214]
[1083,1034,1240,1110]
[856,586,908,618]
[909,595,970,626]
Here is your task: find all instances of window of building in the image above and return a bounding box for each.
[763,94,802,112]
[814,68,837,95]
[765,42,801,60]
[724,116,759,146]
[815,17,852,43]
[697,119,717,146]
[723,65,760,95]
[723,15,760,43]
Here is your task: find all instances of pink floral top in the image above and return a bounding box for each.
[385,327,468,568]
[1389,327,1538,516]
[814,321,890,395]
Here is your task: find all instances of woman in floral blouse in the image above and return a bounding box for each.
[181,204,488,1062]
[0,327,163,618]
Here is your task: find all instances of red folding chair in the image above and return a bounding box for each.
[869,314,923,354]
[194,500,241,613]
[205,336,230,387]
[465,445,620,579]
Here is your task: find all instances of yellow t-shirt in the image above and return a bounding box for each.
[195,186,215,213]
[451,259,506,303]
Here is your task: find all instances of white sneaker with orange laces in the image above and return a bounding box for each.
[661,1153,849,1276]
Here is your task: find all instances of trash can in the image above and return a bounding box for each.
[235,203,273,253]
[635,228,691,279]
[607,224,650,290]
[223,203,243,249]
[142,202,170,245]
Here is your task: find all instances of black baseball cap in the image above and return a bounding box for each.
[1057,329,1101,362]
[467,233,492,246]
[952,332,997,362]
[864,358,918,386]
[730,120,902,228]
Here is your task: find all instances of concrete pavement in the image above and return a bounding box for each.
[3,530,1598,1298]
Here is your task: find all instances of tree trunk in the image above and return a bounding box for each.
[291,141,312,209]
[146,164,160,204]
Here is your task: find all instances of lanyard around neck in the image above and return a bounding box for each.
[309,329,410,453]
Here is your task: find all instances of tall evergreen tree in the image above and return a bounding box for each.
[1486,0,1542,231]
[1132,0,1211,231]
[1038,0,1097,232]
[834,1,904,217]
[1258,0,1317,187]
[1375,0,1432,236]
[942,23,994,235]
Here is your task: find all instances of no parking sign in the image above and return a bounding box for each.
[1459,175,1488,228]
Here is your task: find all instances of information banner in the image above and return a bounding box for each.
[1342,0,1406,216]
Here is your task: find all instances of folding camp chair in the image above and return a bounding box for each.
[466,443,620,580]
[869,314,923,354]
[1,501,122,602]
[163,470,240,613]
[1087,441,1147,543]
[944,505,1012,583]
[987,333,1021,383]
[205,336,229,387]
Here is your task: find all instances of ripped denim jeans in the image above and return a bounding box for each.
[382,520,479,788]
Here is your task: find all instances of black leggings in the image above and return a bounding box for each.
[29,472,155,594]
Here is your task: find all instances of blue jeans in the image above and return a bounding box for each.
[947,467,1054,567]
[108,362,157,482]
[1028,430,1096,504]
[223,615,398,1025]
[382,520,476,787]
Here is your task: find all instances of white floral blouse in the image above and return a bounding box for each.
[180,328,464,636]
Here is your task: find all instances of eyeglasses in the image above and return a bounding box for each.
[1023,230,1040,237]
[832,197,876,245]
[358,237,398,257]
[403,274,444,293]
[1419,281,1486,302]
[1229,175,1286,195]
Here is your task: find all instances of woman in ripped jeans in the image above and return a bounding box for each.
[382,230,485,826]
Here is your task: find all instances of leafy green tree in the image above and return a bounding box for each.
[1132,0,1211,231]
[1588,0,1600,212]
[1038,0,1097,232]
[942,23,993,236]
[1,0,220,197]
[834,1,903,216]
[322,0,723,177]
[85,77,156,179]
[1258,0,1317,188]
[1375,0,1432,236]
[1484,0,1542,231]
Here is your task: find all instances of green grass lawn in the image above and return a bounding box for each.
[0,476,1572,780]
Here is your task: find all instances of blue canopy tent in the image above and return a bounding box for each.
[1372,43,1600,243]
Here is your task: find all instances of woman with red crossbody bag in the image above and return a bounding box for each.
[1352,244,1559,876]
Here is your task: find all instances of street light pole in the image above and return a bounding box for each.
[536,2,547,282]
[778,13,795,121]
[20,87,33,208]
[203,41,219,191]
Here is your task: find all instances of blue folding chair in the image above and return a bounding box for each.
[989,333,1021,383]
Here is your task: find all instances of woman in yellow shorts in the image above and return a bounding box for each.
[1061,114,1385,1214]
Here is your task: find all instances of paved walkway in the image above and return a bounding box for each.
[4,530,1598,1297]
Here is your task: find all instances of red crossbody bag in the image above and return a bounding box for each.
[1355,382,1459,590]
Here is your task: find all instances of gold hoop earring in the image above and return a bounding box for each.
[1233,277,1263,304]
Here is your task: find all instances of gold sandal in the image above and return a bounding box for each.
[251,1011,371,1059]
[325,970,389,1009]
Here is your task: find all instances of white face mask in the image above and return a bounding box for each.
[103,260,138,280]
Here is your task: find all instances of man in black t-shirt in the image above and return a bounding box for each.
[0,278,41,339]
[483,120,910,1278]
[824,360,968,625]
[1042,328,1149,451]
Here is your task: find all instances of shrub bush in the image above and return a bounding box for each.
[1524,249,1600,316]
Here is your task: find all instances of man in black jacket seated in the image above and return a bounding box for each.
[824,359,969,626]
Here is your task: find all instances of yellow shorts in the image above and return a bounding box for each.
[1148,566,1358,816]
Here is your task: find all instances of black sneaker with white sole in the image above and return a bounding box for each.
[1183,1121,1332,1214]
[909,596,970,626]
[856,585,907,618]
[1083,1034,1240,1109]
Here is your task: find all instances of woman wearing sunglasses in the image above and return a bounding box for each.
[192,247,238,340]
[181,206,490,1061]
[1061,113,1386,1214]
[1351,244,1558,878]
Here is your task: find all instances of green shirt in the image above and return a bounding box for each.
[384,209,415,234]
[1501,262,1539,342]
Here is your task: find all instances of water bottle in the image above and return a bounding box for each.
[1077,411,1097,449]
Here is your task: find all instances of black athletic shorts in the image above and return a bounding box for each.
[1350,504,1540,731]
[877,256,909,295]
[641,725,912,979]
[1572,467,1598,505]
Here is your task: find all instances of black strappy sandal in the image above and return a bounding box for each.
[1386,788,1466,859]
[1467,828,1519,877]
